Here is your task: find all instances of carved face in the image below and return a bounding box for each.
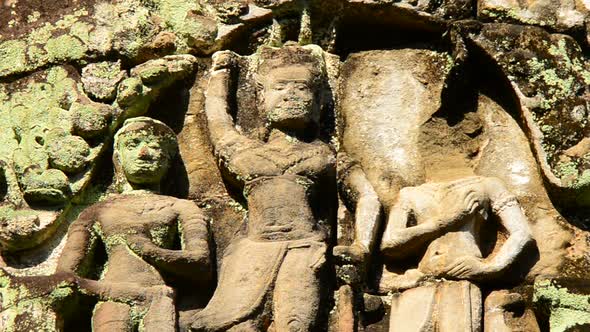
[261,65,319,130]
[116,131,172,185]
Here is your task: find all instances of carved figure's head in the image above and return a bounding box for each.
[256,45,326,132]
[113,117,177,188]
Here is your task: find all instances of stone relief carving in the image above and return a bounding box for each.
[190,45,336,331]
[56,117,211,331]
[1,1,590,331]
[0,55,196,274]
[381,176,532,331]
[335,46,575,330]
[0,117,211,331]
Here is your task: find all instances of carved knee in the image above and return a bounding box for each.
[285,317,307,332]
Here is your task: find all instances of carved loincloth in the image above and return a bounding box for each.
[389,280,482,332]
[191,237,326,331]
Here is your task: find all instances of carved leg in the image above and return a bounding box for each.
[437,281,482,332]
[273,247,322,332]
[143,287,177,332]
[92,301,132,332]
[389,284,437,332]
[389,281,481,332]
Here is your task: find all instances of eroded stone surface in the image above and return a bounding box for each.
[478,0,589,32]
[2,0,590,331]
[81,61,127,102]
[0,117,212,332]
[468,23,590,207]
[484,290,541,332]
[190,44,336,331]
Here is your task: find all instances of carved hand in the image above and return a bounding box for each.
[164,249,210,266]
[436,190,484,230]
[379,269,426,293]
[443,256,494,280]
[129,236,208,265]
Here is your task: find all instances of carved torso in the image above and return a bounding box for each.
[225,133,335,241]
[83,194,184,287]
[227,135,335,180]
[399,177,492,278]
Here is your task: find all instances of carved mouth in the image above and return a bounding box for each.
[135,159,156,165]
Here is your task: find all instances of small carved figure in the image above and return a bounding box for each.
[190,45,335,331]
[381,176,532,331]
[56,117,211,332]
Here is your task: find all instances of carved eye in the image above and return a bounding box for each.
[274,83,286,91]
[296,83,308,91]
[127,139,140,148]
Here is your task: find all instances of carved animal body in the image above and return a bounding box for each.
[339,49,452,214]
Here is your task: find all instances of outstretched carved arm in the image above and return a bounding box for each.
[56,209,98,276]
[76,277,172,303]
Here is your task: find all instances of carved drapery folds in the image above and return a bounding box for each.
[1,1,590,331]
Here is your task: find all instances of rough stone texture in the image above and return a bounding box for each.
[1,0,590,331]
[534,277,590,332]
[484,290,541,332]
[81,61,127,102]
[478,0,589,33]
[468,22,590,207]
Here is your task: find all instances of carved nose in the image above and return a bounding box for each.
[139,146,150,158]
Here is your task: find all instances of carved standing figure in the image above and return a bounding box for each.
[190,45,336,331]
[381,176,532,331]
[56,117,212,332]
[335,49,537,331]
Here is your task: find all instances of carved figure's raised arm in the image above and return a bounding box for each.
[484,178,533,275]
[205,52,255,163]
[333,152,382,261]
[56,208,98,275]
